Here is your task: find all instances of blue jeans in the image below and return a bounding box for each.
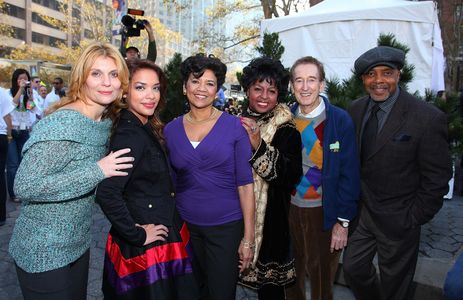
[444,252,463,300]
[7,130,29,199]
[0,135,8,221]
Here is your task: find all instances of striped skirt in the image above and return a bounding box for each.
[102,221,200,299]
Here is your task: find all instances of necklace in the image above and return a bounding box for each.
[185,107,219,124]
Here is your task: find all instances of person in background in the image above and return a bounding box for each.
[6,69,42,203]
[214,86,226,110]
[36,85,48,114]
[238,57,302,300]
[164,54,255,300]
[343,46,452,300]
[122,21,157,62]
[96,59,199,299]
[8,42,133,300]
[286,56,359,300]
[30,77,41,91]
[44,77,64,110]
[0,86,15,226]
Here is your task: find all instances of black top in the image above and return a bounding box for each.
[96,109,175,247]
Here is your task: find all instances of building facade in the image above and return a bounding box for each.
[0,0,112,57]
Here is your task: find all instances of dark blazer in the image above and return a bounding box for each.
[96,109,175,247]
[348,90,452,239]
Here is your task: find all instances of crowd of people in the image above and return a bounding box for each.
[0,40,454,300]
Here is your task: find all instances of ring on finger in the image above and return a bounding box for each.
[251,127,256,132]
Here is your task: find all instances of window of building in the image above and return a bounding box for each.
[12,27,26,40]
[1,4,26,19]
[32,0,60,11]
[84,29,93,39]
[32,31,44,43]
[49,36,65,47]
[31,12,59,29]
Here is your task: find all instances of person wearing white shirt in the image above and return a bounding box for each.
[7,69,42,203]
[36,85,48,116]
[44,77,64,109]
[0,86,16,225]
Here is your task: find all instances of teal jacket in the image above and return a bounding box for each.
[9,109,109,273]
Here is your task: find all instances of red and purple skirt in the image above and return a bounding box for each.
[102,222,199,299]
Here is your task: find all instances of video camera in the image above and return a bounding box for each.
[121,8,147,37]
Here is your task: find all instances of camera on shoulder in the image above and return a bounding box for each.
[121,8,147,37]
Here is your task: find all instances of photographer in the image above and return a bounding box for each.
[120,20,157,62]
[7,69,42,203]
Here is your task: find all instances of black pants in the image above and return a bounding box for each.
[0,135,7,222]
[258,284,286,300]
[343,208,420,300]
[187,219,243,300]
[16,249,90,300]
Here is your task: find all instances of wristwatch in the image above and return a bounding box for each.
[337,220,349,228]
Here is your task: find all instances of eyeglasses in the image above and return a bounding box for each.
[53,82,60,85]
[33,80,40,83]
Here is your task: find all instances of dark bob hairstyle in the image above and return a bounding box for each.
[180,54,227,91]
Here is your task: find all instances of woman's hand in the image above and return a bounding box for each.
[240,117,261,150]
[136,224,169,245]
[238,238,255,272]
[97,148,134,177]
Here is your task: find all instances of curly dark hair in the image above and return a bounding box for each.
[180,54,227,91]
[239,57,290,103]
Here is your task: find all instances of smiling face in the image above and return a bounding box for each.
[127,68,161,124]
[361,65,400,101]
[184,69,218,110]
[247,79,278,114]
[39,86,48,98]
[82,56,121,107]
[291,63,325,114]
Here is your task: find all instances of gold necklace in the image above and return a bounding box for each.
[185,107,219,124]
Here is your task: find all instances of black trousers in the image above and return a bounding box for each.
[187,219,243,300]
[0,135,7,222]
[342,207,420,300]
[16,249,90,300]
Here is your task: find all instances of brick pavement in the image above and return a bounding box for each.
[1,194,462,299]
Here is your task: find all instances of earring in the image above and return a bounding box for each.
[183,90,186,95]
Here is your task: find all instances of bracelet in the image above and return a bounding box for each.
[241,238,255,249]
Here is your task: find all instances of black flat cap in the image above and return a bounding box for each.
[354,46,405,76]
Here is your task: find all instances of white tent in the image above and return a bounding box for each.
[260,0,445,95]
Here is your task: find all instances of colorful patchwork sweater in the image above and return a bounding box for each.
[291,96,360,230]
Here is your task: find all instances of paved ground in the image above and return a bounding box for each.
[1,188,463,299]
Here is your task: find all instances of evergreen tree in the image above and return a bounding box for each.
[325,33,463,155]
[255,32,285,60]
[161,53,187,123]
[424,91,463,155]
[326,33,414,109]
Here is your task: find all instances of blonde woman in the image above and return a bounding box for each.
[9,42,134,300]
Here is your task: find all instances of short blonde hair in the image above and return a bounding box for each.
[49,42,129,121]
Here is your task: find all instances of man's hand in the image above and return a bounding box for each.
[330,223,348,253]
[144,21,154,41]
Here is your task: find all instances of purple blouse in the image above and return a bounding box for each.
[164,112,254,226]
